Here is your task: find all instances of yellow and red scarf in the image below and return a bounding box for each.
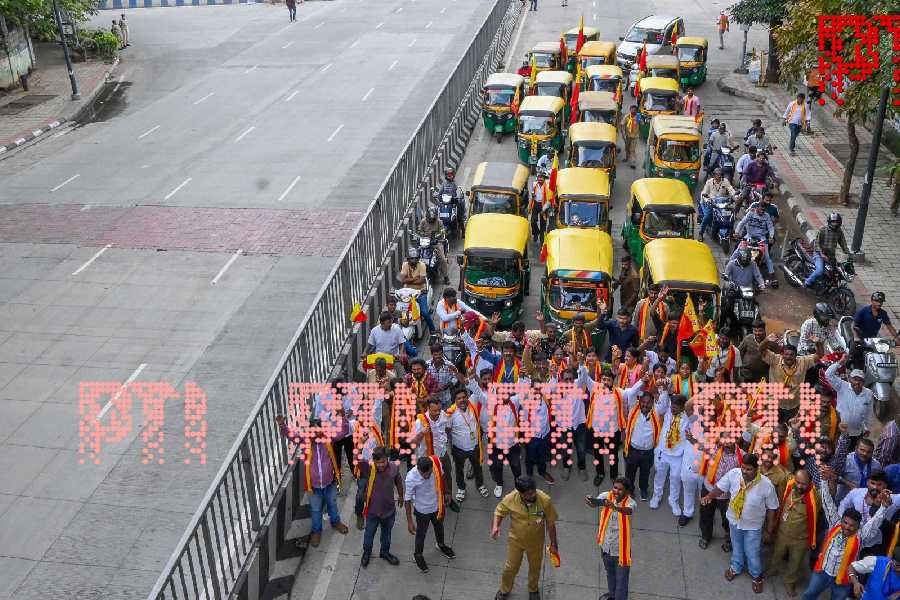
[494,358,522,383]
[622,404,661,456]
[748,431,790,468]
[665,413,682,449]
[636,299,666,340]
[596,491,633,566]
[887,522,900,557]
[617,362,641,388]
[671,374,696,398]
[571,328,591,350]
[722,346,737,373]
[446,402,484,462]
[304,440,341,490]
[826,406,838,442]
[587,387,624,430]
[417,413,435,456]
[814,525,860,584]
[777,479,817,549]
[430,455,446,520]
[440,299,463,331]
[728,472,762,520]
[699,447,744,485]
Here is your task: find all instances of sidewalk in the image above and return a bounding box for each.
[719,72,900,323]
[0,42,117,154]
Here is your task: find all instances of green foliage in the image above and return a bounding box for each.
[728,0,789,27]
[0,0,99,40]
[89,29,118,60]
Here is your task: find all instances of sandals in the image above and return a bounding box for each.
[752,577,764,594]
[724,568,738,582]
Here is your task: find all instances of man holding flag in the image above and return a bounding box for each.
[621,104,640,169]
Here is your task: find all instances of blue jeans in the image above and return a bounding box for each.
[789,123,801,151]
[416,291,436,333]
[309,482,341,533]
[362,512,396,556]
[804,251,825,287]
[729,526,763,578]
[801,570,851,600]
[525,434,550,476]
[699,203,713,236]
[602,551,630,600]
[529,0,537,9]
[403,340,418,357]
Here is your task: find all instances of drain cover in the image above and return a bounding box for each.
[0,94,58,115]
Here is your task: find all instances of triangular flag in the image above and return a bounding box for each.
[569,78,580,126]
[676,296,700,362]
[529,55,537,91]
[350,302,367,323]
[511,86,521,116]
[548,153,559,196]
[638,43,648,71]
[539,241,548,263]
[671,25,678,47]
[559,34,568,69]
[575,15,585,54]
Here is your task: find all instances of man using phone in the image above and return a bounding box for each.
[587,477,637,600]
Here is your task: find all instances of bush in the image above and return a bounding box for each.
[90,31,119,61]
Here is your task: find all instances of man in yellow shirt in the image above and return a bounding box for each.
[492,476,559,600]
[621,105,640,169]
[759,333,822,423]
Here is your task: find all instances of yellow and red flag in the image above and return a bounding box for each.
[569,77,580,125]
[638,43,648,71]
[529,55,537,91]
[547,544,561,567]
[511,86,521,115]
[575,15,585,54]
[350,302,367,323]
[671,24,678,46]
[559,34,568,69]
[676,296,700,362]
[539,241,549,263]
[548,153,559,196]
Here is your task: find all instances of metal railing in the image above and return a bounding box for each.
[147,0,520,597]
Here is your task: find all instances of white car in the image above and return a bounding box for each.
[617,15,685,74]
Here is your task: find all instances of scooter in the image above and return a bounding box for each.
[710,195,736,254]
[412,234,447,284]
[433,186,462,240]
[393,286,430,344]
[716,146,737,184]
[834,316,898,419]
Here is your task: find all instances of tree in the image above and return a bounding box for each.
[727,0,788,83]
[775,0,896,205]
[0,0,98,41]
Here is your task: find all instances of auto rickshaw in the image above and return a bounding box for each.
[636,76,680,138]
[576,91,620,125]
[517,42,564,77]
[466,162,530,219]
[577,41,617,72]
[622,178,696,265]
[639,238,720,324]
[533,70,574,122]
[516,95,566,168]
[646,54,680,81]
[643,115,702,191]
[540,227,614,329]
[457,214,530,327]
[675,37,708,87]
[583,65,624,107]
[564,26,600,71]
[481,73,526,141]
[565,122,618,184]
[554,167,612,232]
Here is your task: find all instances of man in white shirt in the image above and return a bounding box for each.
[404,458,455,572]
[447,387,489,502]
[837,470,900,553]
[412,397,459,513]
[651,394,698,525]
[435,288,483,334]
[554,368,588,482]
[622,384,670,501]
[488,392,524,498]
[588,477,637,600]
[521,387,555,485]
[704,330,742,383]
[367,311,408,361]
[827,355,874,444]
[700,454,779,594]
[735,147,756,183]
[782,92,811,155]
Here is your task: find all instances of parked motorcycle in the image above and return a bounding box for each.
[393,286,430,344]
[833,316,898,419]
[781,237,857,315]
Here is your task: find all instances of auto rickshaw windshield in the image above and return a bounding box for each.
[472,191,516,214]
[590,79,618,93]
[549,282,598,311]
[563,200,605,227]
[625,27,664,44]
[575,144,614,169]
[485,89,514,106]
[533,52,555,68]
[581,57,606,69]
[668,290,716,320]
[642,210,692,237]
[657,139,700,163]
[582,110,615,124]
[677,46,702,62]
[564,33,580,51]
[519,115,553,134]
[465,256,520,285]
[536,84,564,97]
[643,91,678,111]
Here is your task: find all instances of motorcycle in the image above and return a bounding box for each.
[834,316,898,419]
[393,286,430,344]
[780,237,857,315]
[433,186,462,240]
[430,331,466,370]
[715,145,737,184]
[709,195,736,254]
[721,277,760,338]
[735,235,779,288]
[412,234,447,284]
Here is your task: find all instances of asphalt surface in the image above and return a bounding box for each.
[0,1,500,598]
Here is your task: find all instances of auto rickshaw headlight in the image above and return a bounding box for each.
[505,300,513,307]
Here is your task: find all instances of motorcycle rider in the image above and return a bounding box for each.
[536,151,552,178]
[698,167,737,239]
[803,212,850,289]
[399,247,437,334]
[705,121,736,179]
[732,201,777,285]
[851,291,900,367]
[417,207,451,285]
[798,303,840,356]
[722,250,764,323]
[738,151,774,213]
[744,119,762,143]
[745,126,774,155]
[436,288,485,336]
[702,118,720,168]
[437,167,465,233]
[735,146,756,183]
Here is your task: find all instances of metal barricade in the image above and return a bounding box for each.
[147,0,520,597]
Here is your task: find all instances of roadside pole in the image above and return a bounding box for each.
[850,86,891,261]
[51,0,80,100]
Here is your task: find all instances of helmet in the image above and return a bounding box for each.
[813,302,834,326]
[407,247,420,260]
[872,291,886,303]
[827,212,842,229]
[736,248,751,266]
[445,168,455,181]
[427,207,438,220]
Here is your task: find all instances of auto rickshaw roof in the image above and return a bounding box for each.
[485,73,525,89]
[532,42,561,54]
[644,239,720,290]
[585,65,624,79]
[577,41,617,56]
[544,228,614,275]
[630,178,695,211]
[519,95,566,115]
[464,214,530,255]
[675,36,708,48]
[578,91,617,111]
[566,26,600,37]
[536,70,574,85]
[646,55,680,69]
[568,122,618,144]
[471,162,530,193]
[556,167,611,197]
[639,77,680,93]
[651,115,701,138]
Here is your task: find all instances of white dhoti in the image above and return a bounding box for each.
[651,450,685,516]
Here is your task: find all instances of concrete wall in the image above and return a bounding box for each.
[0,25,35,90]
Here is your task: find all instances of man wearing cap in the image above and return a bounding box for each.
[852,292,900,367]
[826,353,874,450]
[399,248,437,334]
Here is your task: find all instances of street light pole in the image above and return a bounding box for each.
[850,86,890,259]
[51,0,80,100]
[735,24,750,74]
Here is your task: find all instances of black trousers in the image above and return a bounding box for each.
[699,497,730,542]
[414,510,445,555]
[451,445,484,490]
[624,446,654,496]
[333,436,354,472]
[594,431,622,478]
[490,444,522,486]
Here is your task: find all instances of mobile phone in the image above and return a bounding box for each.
[586,495,603,507]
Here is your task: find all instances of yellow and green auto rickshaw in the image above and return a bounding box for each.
[516,95,566,168]
[518,42,564,77]
[583,65,624,107]
[643,115,702,191]
[576,91,620,125]
[640,238,720,324]
[554,167,612,232]
[466,162,530,219]
[481,73,526,141]
[540,227,614,328]
[622,178,695,265]
[636,76,680,138]
[458,214,530,327]
[534,70,574,122]
[564,26,600,71]
[675,37,709,87]
[577,40,617,72]
[645,54,680,82]
[565,122,618,184]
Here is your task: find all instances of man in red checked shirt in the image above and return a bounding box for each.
[404,358,439,411]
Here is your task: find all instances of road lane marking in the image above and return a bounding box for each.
[234,126,255,143]
[321,63,332,73]
[327,124,343,142]
[314,21,324,28]
[309,492,356,600]
[425,21,432,29]
[361,87,374,102]
[96,363,147,421]
[275,23,292,35]
[350,39,360,48]
[408,38,416,48]
[211,250,243,285]
[244,65,258,74]
[51,173,80,192]
[282,41,294,49]
[277,175,302,202]
[286,90,299,101]
[164,178,192,200]
[72,244,112,276]
[112,74,124,94]
[375,21,384,29]
[193,92,214,105]
[388,59,398,71]
[138,125,160,140]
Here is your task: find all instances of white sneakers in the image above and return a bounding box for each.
[493,485,503,498]
[456,489,466,502]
